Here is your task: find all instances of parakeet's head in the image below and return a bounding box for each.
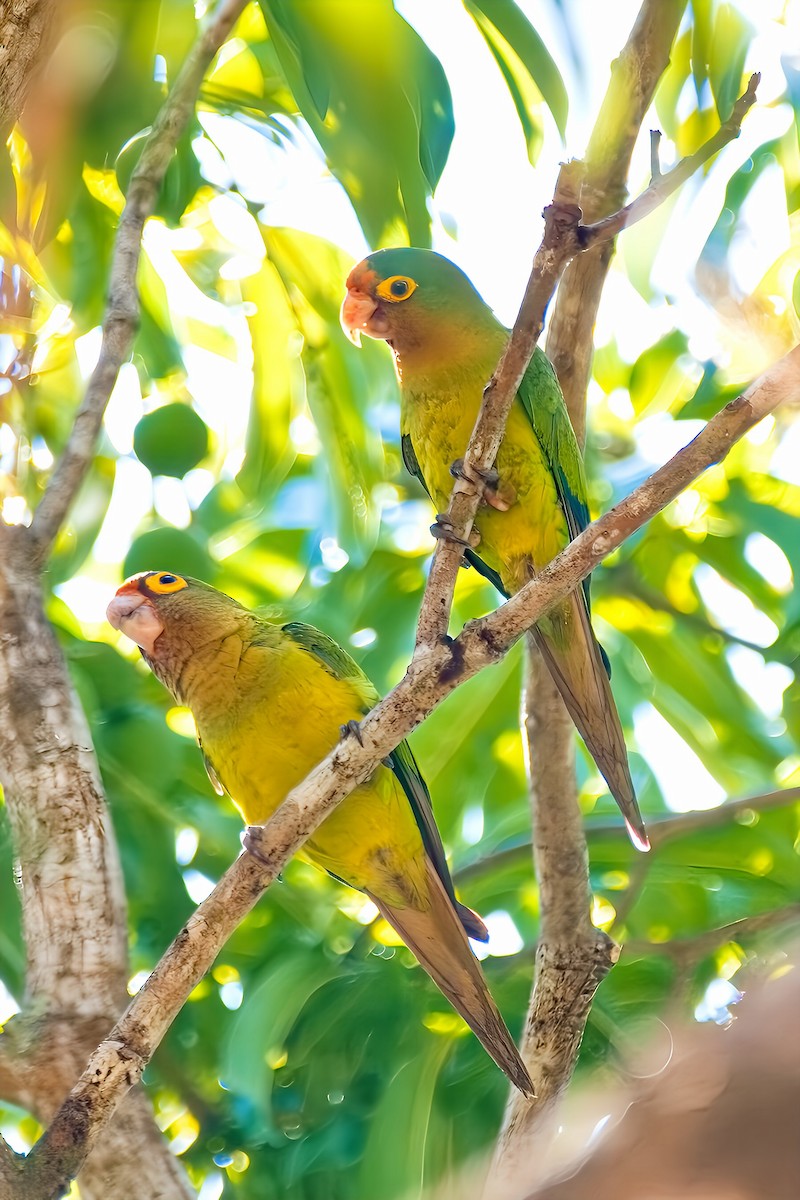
[107,571,246,684]
[340,248,494,357]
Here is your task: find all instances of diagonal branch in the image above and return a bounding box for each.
[23,341,799,1197]
[26,0,249,564]
[413,70,759,653]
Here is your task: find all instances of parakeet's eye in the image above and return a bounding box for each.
[148,572,188,594]
[376,275,417,303]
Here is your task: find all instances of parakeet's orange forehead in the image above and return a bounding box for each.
[116,573,148,596]
[345,263,380,292]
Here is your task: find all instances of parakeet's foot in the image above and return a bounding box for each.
[242,824,274,867]
[450,458,517,512]
[340,718,364,745]
[431,513,481,548]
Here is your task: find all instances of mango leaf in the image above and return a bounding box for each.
[358,1031,452,1198]
[48,456,116,585]
[465,0,568,145]
[709,4,752,121]
[629,330,690,415]
[258,0,453,246]
[237,259,300,499]
[690,0,714,94]
[262,226,387,562]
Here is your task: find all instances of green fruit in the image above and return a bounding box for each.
[133,404,209,477]
[123,527,213,582]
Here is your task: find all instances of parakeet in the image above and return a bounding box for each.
[341,248,649,851]
[107,571,533,1095]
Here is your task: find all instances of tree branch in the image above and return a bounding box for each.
[0,0,58,140]
[584,72,760,249]
[26,0,249,563]
[23,341,799,1195]
[491,6,689,1185]
[548,0,689,440]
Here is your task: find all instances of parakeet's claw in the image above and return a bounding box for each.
[242,824,274,868]
[431,513,481,549]
[450,458,516,512]
[450,457,499,489]
[340,718,364,745]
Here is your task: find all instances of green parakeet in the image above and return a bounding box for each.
[107,571,534,1095]
[341,248,648,851]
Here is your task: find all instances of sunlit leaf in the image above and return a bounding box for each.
[465,0,568,144]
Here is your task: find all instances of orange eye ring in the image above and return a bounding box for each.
[146,572,188,595]
[376,275,417,303]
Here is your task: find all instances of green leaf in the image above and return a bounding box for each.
[258,0,454,246]
[262,227,387,562]
[709,4,752,122]
[690,0,715,94]
[123,526,215,580]
[237,259,300,499]
[465,0,568,143]
[358,1032,452,1197]
[628,330,690,415]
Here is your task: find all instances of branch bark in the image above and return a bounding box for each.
[0,0,58,140]
[24,341,799,1195]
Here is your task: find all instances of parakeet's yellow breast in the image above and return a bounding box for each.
[197,637,427,906]
[401,365,570,594]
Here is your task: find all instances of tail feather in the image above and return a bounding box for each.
[368,864,534,1097]
[533,591,650,852]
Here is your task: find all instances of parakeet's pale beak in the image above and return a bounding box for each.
[107,585,163,655]
[340,287,378,345]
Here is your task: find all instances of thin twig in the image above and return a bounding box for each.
[585,73,760,248]
[455,787,800,884]
[23,343,799,1193]
[649,129,663,181]
[26,0,249,563]
[623,902,800,961]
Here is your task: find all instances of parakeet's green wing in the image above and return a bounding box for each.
[282,620,487,940]
[282,621,380,712]
[389,741,488,941]
[516,351,591,592]
[516,352,612,675]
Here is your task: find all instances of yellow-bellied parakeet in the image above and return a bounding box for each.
[107,571,533,1094]
[341,248,648,851]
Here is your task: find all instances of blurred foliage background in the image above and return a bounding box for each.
[1,1,800,1197]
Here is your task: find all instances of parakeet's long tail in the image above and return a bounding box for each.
[368,864,535,1097]
[533,591,650,852]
